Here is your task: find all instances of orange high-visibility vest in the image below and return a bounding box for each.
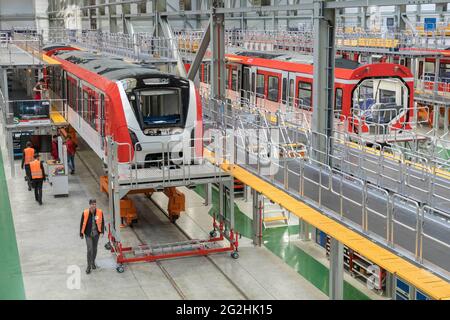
[30,160,43,179]
[81,209,103,235]
[24,148,35,165]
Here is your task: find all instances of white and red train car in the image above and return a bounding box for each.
[196,51,415,135]
[44,46,202,165]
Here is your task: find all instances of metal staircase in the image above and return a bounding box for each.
[262,196,289,228]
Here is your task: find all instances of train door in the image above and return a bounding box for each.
[250,67,257,105]
[228,64,241,102]
[280,71,288,110]
[286,72,297,110]
[100,94,105,150]
[241,66,251,102]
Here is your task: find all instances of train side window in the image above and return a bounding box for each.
[89,93,93,127]
[225,66,230,90]
[418,61,424,79]
[256,74,265,96]
[69,81,72,108]
[282,78,287,103]
[242,68,250,92]
[298,81,312,110]
[251,72,256,93]
[66,79,71,107]
[78,85,82,113]
[335,88,343,116]
[232,69,239,91]
[83,90,89,120]
[73,82,78,111]
[90,93,97,129]
[100,94,105,138]
[424,61,435,79]
[68,80,72,108]
[70,81,75,109]
[439,62,450,80]
[267,76,279,102]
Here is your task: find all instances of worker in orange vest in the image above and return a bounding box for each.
[29,154,46,205]
[21,141,35,191]
[79,199,104,274]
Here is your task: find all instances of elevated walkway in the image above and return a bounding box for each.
[201,96,450,299]
[205,149,450,300]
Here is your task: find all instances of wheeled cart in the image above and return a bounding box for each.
[106,213,239,273]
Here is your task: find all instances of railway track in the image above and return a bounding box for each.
[76,143,250,300]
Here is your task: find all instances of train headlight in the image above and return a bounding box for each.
[128,129,142,151]
[121,78,137,92]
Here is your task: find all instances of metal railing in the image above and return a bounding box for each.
[0,37,43,66]
[201,92,450,279]
[108,136,225,190]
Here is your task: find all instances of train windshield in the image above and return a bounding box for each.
[135,89,182,127]
[352,78,408,124]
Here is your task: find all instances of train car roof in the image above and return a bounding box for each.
[42,43,70,51]
[227,53,412,80]
[54,50,162,80]
[233,51,360,69]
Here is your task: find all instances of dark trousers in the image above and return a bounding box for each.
[68,154,75,172]
[85,234,99,267]
[32,179,43,203]
[24,165,32,190]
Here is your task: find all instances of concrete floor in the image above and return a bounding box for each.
[234,193,387,300]
[1,135,327,300]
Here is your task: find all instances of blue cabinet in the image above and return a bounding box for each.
[395,278,410,300]
[316,229,327,248]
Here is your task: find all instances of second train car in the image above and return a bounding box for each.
[196,51,415,135]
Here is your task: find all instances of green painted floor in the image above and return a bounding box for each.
[0,148,25,300]
[195,185,370,300]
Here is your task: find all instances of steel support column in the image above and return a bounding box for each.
[157,15,187,77]
[436,3,447,22]
[252,189,262,246]
[211,0,226,102]
[1,68,14,178]
[107,137,122,243]
[329,237,344,300]
[398,4,406,31]
[228,179,235,232]
[411,58,418,125]
[187,19,211,80]
[385,272,394,299]
[312,0,335,164]
[444,106,449,136]
[195,0,203,29]
[433,57,441,134]
[204,182,212,206]
[359,7,366,30]
[299,219,310,241]
[1,69,9,104]
[6,127,14,177]
[240,0,247,30]
[219,180,224,222]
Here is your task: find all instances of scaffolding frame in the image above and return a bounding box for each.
[104,136,239,272]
